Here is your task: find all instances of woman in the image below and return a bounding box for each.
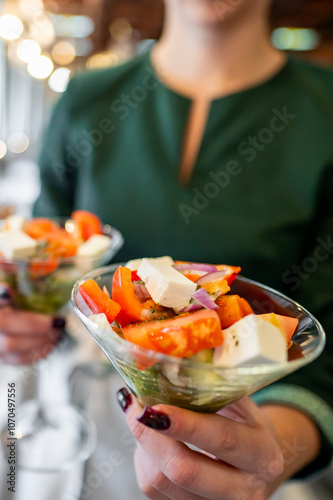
[1,0,333,497]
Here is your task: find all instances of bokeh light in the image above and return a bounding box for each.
[52,41,76,65]
[65,220,75,233]
[86,52,119,70]
[17,39,41,63]
[109,18,133,43]
[272,28,320,51]
[28,55,54,79]
[48,68,71,93]
[19,0,43,18]
[7,133,30,154]
[0,15,24,41]
[72,38,94,57]
[0,140,7,160]
[29,13,55,47]
[51,14,95,38]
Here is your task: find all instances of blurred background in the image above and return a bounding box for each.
[0,2,333,499]
[0,0,333,219]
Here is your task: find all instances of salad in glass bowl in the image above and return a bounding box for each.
[72,257,325,413]
[0,211,124,472]
[0,210,124,313]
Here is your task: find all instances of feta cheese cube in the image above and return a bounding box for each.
[77,234,111,257]
[126,256,174,271]
[89,313,123,342]
[137,258,196,309]
[213,314,287,367]
[4,215,26,232]
[0,231,37,259]
[89,313,113,335]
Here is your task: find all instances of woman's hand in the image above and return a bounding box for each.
[117,389,321,500]
[0,286,65,365]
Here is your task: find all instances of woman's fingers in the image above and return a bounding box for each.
[0,307,65,364]
[134,447,171,500]
[128,398,284,482]
[0,307,60,336]
[134,446,207,500]
[121,394,255,500]
[0,342,56,365]
[0,329,60,353]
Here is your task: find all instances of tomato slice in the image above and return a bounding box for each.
[28,258,59,278]
[123,309,223,359]
[24,218,60,239]
[131,270,141,282]
[80,279,121,323]
[182,273,203,283]
[42,229,78,258]
[72,210,103,241]
[215,295,253,329]
[215,265,241,285]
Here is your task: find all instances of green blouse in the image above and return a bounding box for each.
[34,52,333,474]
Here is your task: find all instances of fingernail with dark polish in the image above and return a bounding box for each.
[52,317,66,330]
[137,407,170,430]
[117,388,132,413]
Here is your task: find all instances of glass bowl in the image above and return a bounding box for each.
[72,264,325,413]
[0,220,123,472]
[0,219,124,314]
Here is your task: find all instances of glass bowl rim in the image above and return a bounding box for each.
[0,217,124,265]
[71,263,326,377]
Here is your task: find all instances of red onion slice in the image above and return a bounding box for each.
[196,270,227,286]
[133,282,151,303]
[192,288,218,310]
[179,302,203,313]
[179,288,219,313]
[173,263,218,274]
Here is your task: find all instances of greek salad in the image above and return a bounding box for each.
[0,210,112,312]
[79,256,298,369]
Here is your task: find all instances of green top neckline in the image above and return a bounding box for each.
[144,50,291,104]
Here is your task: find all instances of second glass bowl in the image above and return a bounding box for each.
[0,220,124,313]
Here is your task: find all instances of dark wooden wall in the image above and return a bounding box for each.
[44,0,333,65]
